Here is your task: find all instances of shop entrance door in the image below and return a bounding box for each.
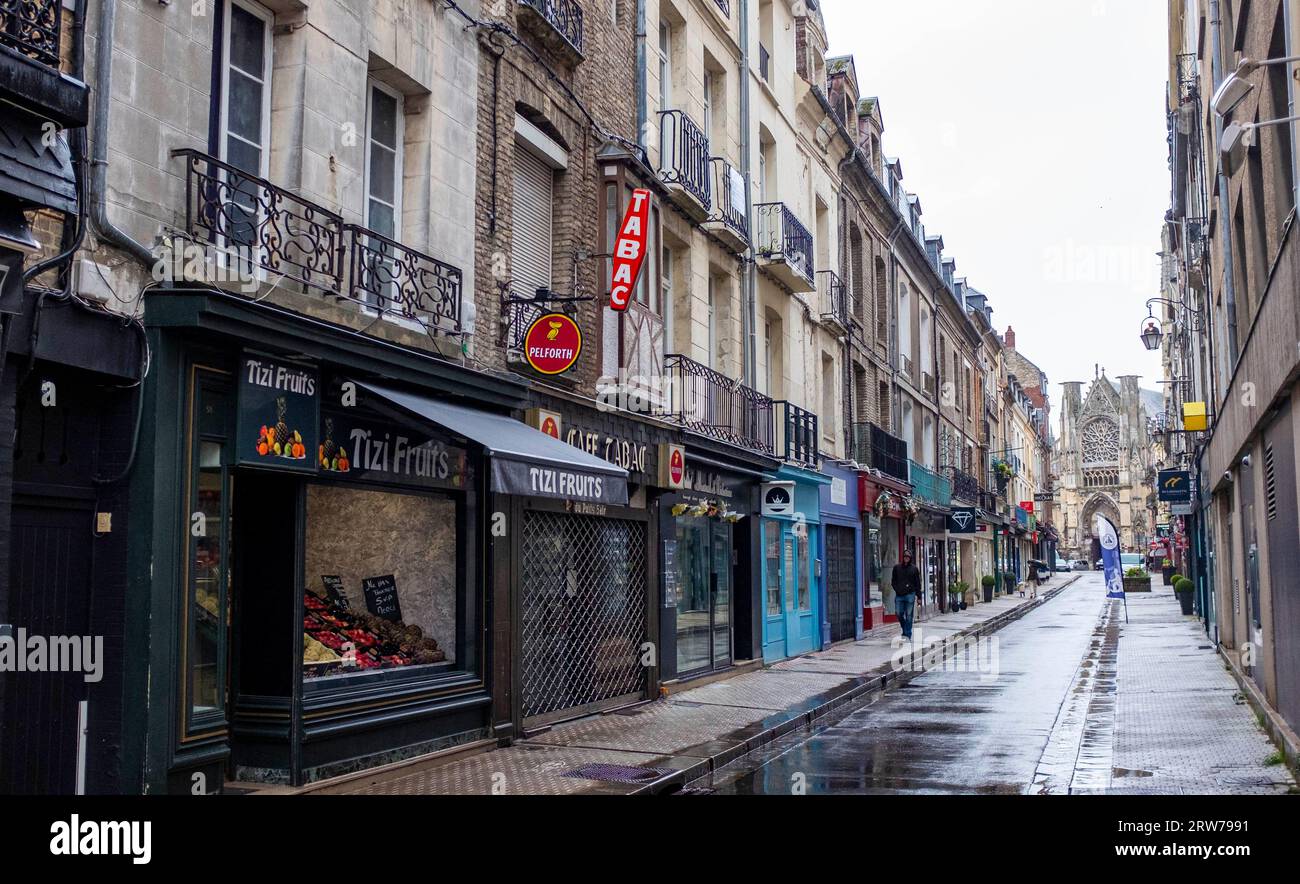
[519,509,648,727]
[763,522,819,660]
[825,525,857,642]
[1,500,94,794]
[675,519,733,676]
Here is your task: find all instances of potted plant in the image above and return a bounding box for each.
[981,574,996,603]
[1168,572,1184,592]
[949,580,970,611]
[1122,566,1153,593]
[1162,561,1177,586]
[1174,576,1195,615]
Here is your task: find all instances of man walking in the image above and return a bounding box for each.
[891,551,922,640]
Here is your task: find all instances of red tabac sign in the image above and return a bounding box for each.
[523,313,582,375]
[608,188,651,312]
[669,447,684,485]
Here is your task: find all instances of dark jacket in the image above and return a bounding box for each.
[891,562,921,597]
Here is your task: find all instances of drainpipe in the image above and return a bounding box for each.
[1284,0,1299,218]
[740,0,756,387]
[636,0,648,151]
[1209,0,1239,366]
[90,0,155,265]
[884,217,905,435]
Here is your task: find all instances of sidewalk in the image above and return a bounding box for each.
[311,573,1080,795]
[1036,584,1296,795]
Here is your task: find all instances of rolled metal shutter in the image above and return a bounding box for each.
[512,147,553,297]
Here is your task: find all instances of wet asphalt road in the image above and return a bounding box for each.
[708,573,1295,795]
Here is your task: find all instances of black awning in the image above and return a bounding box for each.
[360,382,629,505]
[0,107,76,214]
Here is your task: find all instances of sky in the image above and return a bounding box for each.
[821,0,1169,427]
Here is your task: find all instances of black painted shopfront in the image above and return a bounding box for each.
[132,292,635,791]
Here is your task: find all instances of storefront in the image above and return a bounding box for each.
[859,473,912,630]
[760,464,830,662]
[509,394,673,731]
[819,462,863,644]
[132,292,628,791]
[909,507,950,617]
[658,442,773,684]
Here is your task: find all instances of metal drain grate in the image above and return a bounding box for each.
[561,763,674,784]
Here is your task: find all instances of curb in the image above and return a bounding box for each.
[1219,645,1300,780]
[631,574,1082,795]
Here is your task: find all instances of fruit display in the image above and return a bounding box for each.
[319,416,350,472]
[255,396,308,460]
[302,589,445,678]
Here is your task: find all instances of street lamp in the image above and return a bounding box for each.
[1140,318,1163,351]
[1212,55,1300,172]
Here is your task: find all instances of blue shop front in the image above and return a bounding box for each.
[760,464,831,662]
[818,462,863,645]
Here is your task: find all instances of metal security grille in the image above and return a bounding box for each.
[826,526,857,643]
[520,511,648,723]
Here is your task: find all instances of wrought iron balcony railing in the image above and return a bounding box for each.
[978,488,1000,514]
[909,460,952,507]
[713,0,731,17]
[519,0,584,55]
[759,43,770,81]
[850,421,910,484]
[944,466,981,505]
[775,400,819,466]
[754,202,814,284]
[817,270,850,329]
[658,109,711,209]
[706,156,749,244]
[172,149,461,331]
[922,371,936,399]
[344,225,463,331]
[659,354,775,454]
[1,0,60,68]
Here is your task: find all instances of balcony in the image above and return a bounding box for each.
[1,0,58,67]
[754,202,815,292]
[172,149,462,333]
[659,354,775,454]
[850,422,910,484]
[704,156,749,253]
[909,460,952,508]
[658,109,711,220]
[518,0,584,58]
[0,0,87,127]
[817,270,850,333]
[922,371,936,399]
[944,466,981,505]
[775,400,819,466]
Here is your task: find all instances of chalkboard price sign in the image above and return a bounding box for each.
[362,575,402,622]
[320,575,349,609]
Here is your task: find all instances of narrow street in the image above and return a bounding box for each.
[708,575,1294,795]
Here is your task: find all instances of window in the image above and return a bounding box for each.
[364,82,404,244]
[898,284,911,373]
[303,483,470,681]
[764,320,773,395]
[703,69,714,143]
[217,0,272,259]
[512,143,556,298]
[658,21,672,111]
[707,276,717,369]
[821,353,835,440]
[765,521,781,616]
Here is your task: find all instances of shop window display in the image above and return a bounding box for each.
[302,484,460,679]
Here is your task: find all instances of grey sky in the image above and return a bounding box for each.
[822,0,1168,421]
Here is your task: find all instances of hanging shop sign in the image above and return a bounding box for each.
[1157,469,1192,503]
[523,313,583,375]
[761,481,797,517]
[947,507,978,534]
[659,442,686,489]
[318,410,471,491]
[237,351,320,473]
[1018,501,1035,514]
[1033,492,1053,503]
[609,188,651,312]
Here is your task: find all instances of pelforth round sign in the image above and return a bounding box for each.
[523,313,582,375]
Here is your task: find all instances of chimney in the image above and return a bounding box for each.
[1004,326,1016,349]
